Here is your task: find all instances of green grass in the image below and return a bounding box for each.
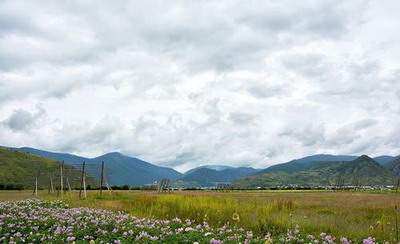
[1,189,398,241]
[0,147,96,188]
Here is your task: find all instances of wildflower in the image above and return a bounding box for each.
[363,237,375,244]
[210,239,223,244]
[232,212,240,222]
[340,237,351,244]
[66,236,76,242]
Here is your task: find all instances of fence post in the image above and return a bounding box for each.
[100,161,104,196]
[34,176,38,196]
[60,161,64,197]
[50,174,54,193]
[79,161,86,199]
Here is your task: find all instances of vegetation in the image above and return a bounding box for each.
[236,155,395,188]
[0,147,96,189]
[1,190,399,242]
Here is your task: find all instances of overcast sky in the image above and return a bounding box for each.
[1,0,400,172]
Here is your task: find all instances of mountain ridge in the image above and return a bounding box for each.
[236,155,395,188]
[14,147,182,186]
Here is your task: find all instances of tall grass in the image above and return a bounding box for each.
[2,190,399,241]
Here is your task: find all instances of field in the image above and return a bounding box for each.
[0,190,399,243]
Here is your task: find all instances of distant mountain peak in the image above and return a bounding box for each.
[356,155,374,161]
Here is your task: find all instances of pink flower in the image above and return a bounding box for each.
[210,239,223,244]
[363,237,375,244]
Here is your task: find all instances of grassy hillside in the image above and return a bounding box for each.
[257,154,358,175]
[0,147,96,189]
[236,155,395,188]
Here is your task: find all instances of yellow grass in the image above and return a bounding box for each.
[1,190,399,241]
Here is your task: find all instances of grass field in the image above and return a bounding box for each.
[1,190,399,242]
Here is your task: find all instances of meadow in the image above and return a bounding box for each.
[0,190,399,243]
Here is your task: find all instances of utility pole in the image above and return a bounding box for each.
[60,161,64,197]
[100,161,104,196]
[79,161,86,199]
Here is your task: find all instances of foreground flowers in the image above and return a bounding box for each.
[0,199,382,243]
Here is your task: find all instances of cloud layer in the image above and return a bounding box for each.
[1,0,400,171]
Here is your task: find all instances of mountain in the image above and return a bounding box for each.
[236,155,395,188]
[184,165,235,175]
[15,147,182,186]
[373,155,397,166]
[0,147,96,189]
[257,154,358,174]
[385,156,400,176]
[176,166,259,187]
[17,147,86,164]
[90,152,182,186]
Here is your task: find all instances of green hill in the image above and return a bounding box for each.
[0,147,96,189]
[235,155,395,188]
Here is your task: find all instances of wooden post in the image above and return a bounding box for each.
[79,161,86,199]
[83,169,87,198]
[33,169,39,196]
[66,177,72,192]
[60,161,64,197]
[34,176,38,196]
[50,174,54,193]
[100,161,104,196]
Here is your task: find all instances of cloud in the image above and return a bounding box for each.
[0,0,400,171]
[2,105,45,132]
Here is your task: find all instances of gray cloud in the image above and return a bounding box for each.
[2,105,45,132]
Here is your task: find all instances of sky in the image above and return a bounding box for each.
[1,0,400,172]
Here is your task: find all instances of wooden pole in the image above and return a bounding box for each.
[33,169,39,196]
[83,169,87,198]
[50,174,54,193]
[66,177,72,192]
[34,176,38,196]
[60,161,64,197]
[100,161,104,196]
[79,161,86,199]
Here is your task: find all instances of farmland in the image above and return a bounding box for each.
[0,190,399,243]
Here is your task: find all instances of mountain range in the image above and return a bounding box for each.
[175,166,259,187]
[3,146,400,187]
[16,147,182,186]
[236,155,397,188]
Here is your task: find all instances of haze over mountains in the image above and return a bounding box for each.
[4,146,400,187]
